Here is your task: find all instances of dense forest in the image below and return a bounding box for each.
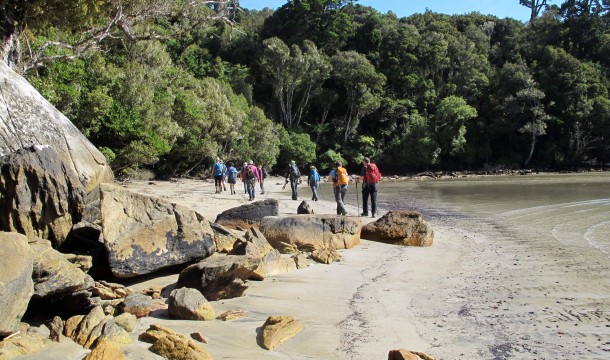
[1,0,609,175]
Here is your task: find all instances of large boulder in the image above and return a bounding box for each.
[29,237,94,299]
[177,255,264,300]
[0,61,112,193]
[100,184,216,278]
[0,232,34,336]
[215,199,279,229]
[361,211,434,247]
[259,215,361,251]
[0,146,86,246]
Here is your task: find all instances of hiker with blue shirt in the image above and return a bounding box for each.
[307,165,321,201]
[211,158,225,194]
[226,162,239,195]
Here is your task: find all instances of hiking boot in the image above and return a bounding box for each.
[360,212,368,217]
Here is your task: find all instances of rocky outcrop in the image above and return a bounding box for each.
[215,199,279,229]
[139,324,213,360]
[177,255,264,301]
[297,201,314,214]
[388,349,437,360]
[211,222,238,253]
[259,316,303,350]
[230,227,274,258]
[0,146,86,247]
[260,215,362,251]
[64,306,132,350]
[0,232,34,336]
[29,237,94,299]
[100,184,215,278]
[0,61,112,193]
[168,288,215,321]
[361,211,434,247]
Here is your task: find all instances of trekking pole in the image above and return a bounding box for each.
[355,178,360,216]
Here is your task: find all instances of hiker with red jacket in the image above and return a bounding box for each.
[359,157,382,217]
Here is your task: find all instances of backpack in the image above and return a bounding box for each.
[364,163,382,183]
[213,162,223,176]
[246,165,257,181]
[262,168,269,179]
[309,169,320,183]
[289,163,300,178]
[335,167,349,185]
[227,167,237,181]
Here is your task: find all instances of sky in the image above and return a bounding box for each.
[240,0,537,22]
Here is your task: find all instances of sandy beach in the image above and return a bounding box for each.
[96,177,609,359]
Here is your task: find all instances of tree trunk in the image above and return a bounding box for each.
[524,127,536,167]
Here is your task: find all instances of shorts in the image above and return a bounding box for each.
[214,175,223,187]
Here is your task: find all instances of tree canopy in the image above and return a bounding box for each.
[3,0,610,174]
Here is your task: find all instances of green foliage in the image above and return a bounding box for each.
[318,149,347,172]
[17,0,610,173]
[387,112,440,169]
[276,128,317,169]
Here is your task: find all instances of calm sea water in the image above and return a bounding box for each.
[319,173,610,258]
[377,173,610,259]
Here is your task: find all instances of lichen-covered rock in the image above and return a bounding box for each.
[114,313,137,333]
[215,199,279,229]
[120,293,154,318]
[168,288,215,321]
[0,146,86,247]
[0,232,34,336]
[260,316,303,350]
[0,331,51,358]
[29,237,94,299]
[100,184,215,278]
[0,61,113,193]
[361,211,434,247]
[260,215,361,251]
[177,255,264,300]
[311,248,342,264]
[229,227,274,258]
[85,338,125,360]
[139,324,212,360]
[211,222,238,253]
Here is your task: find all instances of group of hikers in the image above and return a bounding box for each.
[211,159,269,201]
[301,157,381,217]
[213,157,382,217]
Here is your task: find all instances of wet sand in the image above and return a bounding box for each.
[116,177,609,359]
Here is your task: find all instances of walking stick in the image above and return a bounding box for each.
[355,178,360,216]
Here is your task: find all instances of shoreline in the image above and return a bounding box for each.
[105,177,609,358]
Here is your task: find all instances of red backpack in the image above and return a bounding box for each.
[364,163,381,183]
